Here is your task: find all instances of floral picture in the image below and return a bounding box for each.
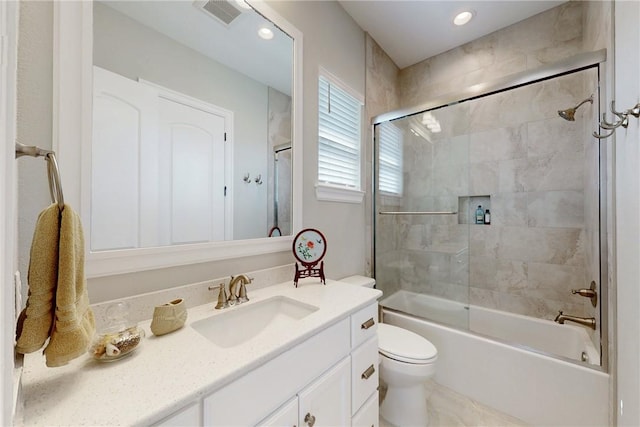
[293,229,326,264]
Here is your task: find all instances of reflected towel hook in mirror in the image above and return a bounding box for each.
[593,100,640,139]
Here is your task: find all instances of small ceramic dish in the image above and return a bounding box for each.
[150,298,187,336]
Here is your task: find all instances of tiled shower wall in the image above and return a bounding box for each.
[369,1,612,322]
[377,69,597,320]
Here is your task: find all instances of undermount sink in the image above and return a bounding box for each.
[191,296,319,348]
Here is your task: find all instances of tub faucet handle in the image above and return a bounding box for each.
[571,281,598,307]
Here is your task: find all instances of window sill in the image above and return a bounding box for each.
[315,183,365,204]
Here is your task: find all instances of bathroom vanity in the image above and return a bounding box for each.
[19,280,381,426]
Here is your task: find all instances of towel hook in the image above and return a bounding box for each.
[594,100,640,139]
[15,141,65,210]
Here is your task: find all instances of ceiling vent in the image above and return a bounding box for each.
[193,0,243,26]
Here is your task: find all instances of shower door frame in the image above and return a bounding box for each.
[371,49,610,372]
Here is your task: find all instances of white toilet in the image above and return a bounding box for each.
[340,276,438,427]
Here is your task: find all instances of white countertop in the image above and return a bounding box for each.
[20,279,381,426]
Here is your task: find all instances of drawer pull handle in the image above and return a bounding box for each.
[361,318,375,330]
[304,412,316,427]
[361,364,376,380]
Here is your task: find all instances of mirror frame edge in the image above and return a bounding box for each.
[53,0,303,278]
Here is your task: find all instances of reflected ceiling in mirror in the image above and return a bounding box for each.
[92,0,294,251]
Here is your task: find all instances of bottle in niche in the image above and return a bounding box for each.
[484,209,491,225]
[475,205,484,224]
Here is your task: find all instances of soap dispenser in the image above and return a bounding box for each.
[475,205,484,224]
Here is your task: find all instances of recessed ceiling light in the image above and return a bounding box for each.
[258,27,274,40]
[453,10,474,26]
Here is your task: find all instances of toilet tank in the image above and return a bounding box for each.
[340,275,376,289]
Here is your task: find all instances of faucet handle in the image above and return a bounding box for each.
[571,281,598,307]
[238,283,250,303]
[237,277,253,304]
[213,283,229,309]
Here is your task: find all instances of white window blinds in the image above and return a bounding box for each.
[378,122,403,195]
[318,75,362,189]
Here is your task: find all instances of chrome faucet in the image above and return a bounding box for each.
[554,311,596,330]
[228,274,253,305]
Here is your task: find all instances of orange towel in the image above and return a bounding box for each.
[15,204,96,367]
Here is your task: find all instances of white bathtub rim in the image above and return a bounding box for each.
[382,307,606,374]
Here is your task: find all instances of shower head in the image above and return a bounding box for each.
[558,95,594,121]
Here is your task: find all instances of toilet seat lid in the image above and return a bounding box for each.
[378,323,437,363]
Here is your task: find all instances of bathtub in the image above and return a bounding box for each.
[381,290,609,426]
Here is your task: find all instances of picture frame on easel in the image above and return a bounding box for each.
[292,228,326,287]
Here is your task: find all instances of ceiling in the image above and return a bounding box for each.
[339,1,566,69]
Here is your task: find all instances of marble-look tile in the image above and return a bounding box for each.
[525,151,585,192]
[526,118,583,157]
[496,259,529,291]
[469,255,497,288]
[469,161,499,196]
[469,125,527,164]
[469,225,500,258]
[469,287,588,320]
[527,190,584,228]
[491,192,528,226]
[496,226,585,266]
[527,262,585,298]
[499,159,528,193]
[379,381,529,427]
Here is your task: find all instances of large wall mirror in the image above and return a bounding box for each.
[53,1,303,277]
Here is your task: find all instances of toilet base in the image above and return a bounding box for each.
[380,382,428,427]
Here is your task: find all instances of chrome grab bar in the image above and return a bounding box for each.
[378,211,457,215]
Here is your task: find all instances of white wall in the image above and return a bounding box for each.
[614,1,640,424]
[267,1,367,279]
[1,1,18,423]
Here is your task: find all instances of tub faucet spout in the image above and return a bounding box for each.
[554,311,596,330]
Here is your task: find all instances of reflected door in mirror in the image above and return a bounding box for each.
[92,66,231,251]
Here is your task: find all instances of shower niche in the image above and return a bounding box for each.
[458,195,491,225]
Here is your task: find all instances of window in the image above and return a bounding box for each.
[317,72,364,203]
[377,122,403,196]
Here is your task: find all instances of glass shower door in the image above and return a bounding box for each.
[374,102,471,330]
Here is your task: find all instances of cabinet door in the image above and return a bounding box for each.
[351,392,378,427]
[257,397,298,427]
[298,357,351,427]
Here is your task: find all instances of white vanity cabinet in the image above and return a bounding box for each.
[203,303,379,427]
[154,402,201,426]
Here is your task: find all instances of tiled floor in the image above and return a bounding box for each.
[379,381,529,427]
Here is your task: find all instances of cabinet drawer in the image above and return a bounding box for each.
[351,303,378,349]
[351,391,379,427]
[351,336,379,414]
